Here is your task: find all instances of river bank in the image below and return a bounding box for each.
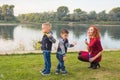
[0,49,120,55]
[17,22,120,27]
[0,23,19,26]
[0,21,120,27]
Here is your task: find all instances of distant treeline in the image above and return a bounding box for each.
[0,5,120,23]
[18,6,120,23]
[0,4,17,21]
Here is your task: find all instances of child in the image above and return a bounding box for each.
[55,29,77,75]
[40,22,56,75]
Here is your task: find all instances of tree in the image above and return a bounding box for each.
[79,11,88,21]
[110,7,120,13]
[57,6,69,20]
[0,7,2,20]
[9,5,14,16]
[88,11,97,21]
[73,9,88,21]
[2,4,8,20]
[17,6,120,22]
[73,8,81,21]
[69,14,75,21]
[1,4,15,21]
[97,10,108,21]
[109,7,120,21]
[17,14,25,22]
[6,5,15,20]
[74,8,82,14]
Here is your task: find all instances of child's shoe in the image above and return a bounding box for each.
[62,70,67,75]
[88,63,93,68]
[92,62,100,69]
[55,69,60,74]
[40,69,46,73]
[41,71,50,76]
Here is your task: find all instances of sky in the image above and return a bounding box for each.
[0,0,120,16]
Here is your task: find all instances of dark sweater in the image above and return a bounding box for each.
[41,31,56,51]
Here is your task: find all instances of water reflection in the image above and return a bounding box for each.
[106,26,120,40]
[0,24,120,52]
[52,25,88,39]
[27,24,120,40]
[0,25,16,40]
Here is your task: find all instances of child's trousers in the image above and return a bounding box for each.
[56,54,65,71]
[43,50,51,73]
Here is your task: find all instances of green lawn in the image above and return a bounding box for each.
[0,51,120,80]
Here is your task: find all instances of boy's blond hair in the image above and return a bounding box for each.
[42,22,52,28]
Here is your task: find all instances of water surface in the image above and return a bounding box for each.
[0,24,120,53]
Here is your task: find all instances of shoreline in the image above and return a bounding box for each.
[0,49,120,55]
[0,23,120,27]
[95,24,120,27]
[70,23,120,26]
[0,23,19,26]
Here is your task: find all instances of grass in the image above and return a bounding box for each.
[0,51,120,80]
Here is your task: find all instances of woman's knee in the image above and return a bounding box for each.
[78,53,89,62]
[78,51,82,55]
[78,55,82,61]
[78,51,82,60]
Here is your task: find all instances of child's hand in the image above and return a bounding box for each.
[63,56,66,61]
[73,42,77,46]
[46,33,51,38]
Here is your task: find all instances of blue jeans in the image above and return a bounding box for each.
[56,54,65,71]
[43,50,51,73]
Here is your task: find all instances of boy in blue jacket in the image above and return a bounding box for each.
[55,29,77,75]
[40,22,56,75]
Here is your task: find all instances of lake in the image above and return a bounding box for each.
[0,24,120,53]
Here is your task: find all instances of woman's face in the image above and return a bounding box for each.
[87,27,94,37]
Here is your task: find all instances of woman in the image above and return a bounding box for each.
[78,25,103,69]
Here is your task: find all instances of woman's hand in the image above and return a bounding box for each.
[63,56,66,61]
[85,40,89,45]
[89,51,103,62]
[89,57,95,62]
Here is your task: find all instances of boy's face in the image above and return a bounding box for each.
[42,25,51,33]
[61,33,68,40]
